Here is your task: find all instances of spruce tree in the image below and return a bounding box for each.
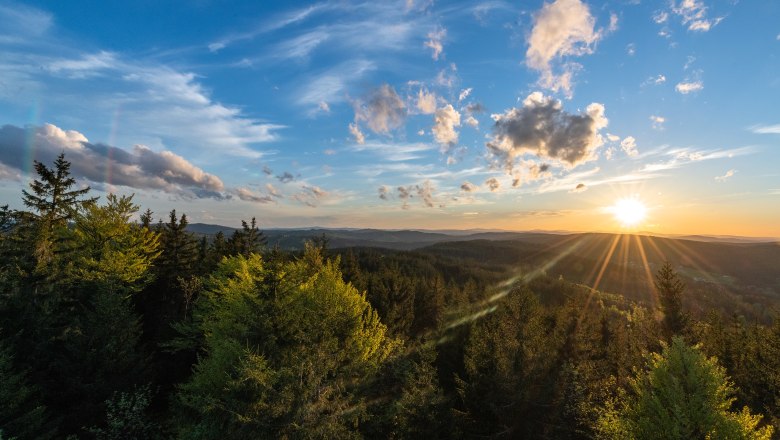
[654,262,688,338]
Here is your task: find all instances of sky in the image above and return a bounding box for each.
[0,0,779,236]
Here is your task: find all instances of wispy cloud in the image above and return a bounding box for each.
[751,124,780,134]
[715,169,736,182]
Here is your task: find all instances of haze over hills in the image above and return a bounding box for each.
[187,223,779,250]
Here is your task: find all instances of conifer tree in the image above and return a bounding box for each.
[655,262,688,338]
[596,337,774,439]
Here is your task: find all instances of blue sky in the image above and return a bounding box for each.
[0,0,779,235]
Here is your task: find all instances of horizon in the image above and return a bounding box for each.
[1,1,779,236]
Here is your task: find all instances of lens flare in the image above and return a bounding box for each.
[609,197,647,227]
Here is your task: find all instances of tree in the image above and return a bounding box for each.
[227,217,267,257]
[654,262,688,338]
[0,339,54,439]
[21,153,96,227]
[20,154,96,269]
[596,337,774,439]
[174,245,400,438]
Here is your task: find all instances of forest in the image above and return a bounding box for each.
[1,155,778,439]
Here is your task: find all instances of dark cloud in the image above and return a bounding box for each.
[571,183,587,193]
[487,92,607,171]
[415,180,435,207]
[460,181,477,192]
[465,102,486,114]
[378,185,391,200]
[0,123,225,198]
[262,165,273,175]
[485,177,500,192]
[276,171,295,183]
[235,187,274,203]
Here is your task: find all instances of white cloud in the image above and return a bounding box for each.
[354,84,407,134]
[298,59,376,111]
[671,0,723,32]
[609,13,619,32]
[626,43,636,56]
[424,27,446,60]
[715,169,736,182]
[432,104,461,149]
[349,123,365,144]
[487,92,608,171]
[650,115,666,130]
[675,80,704,94]
[653,10,669,24]
[458,88,473,102]
[620,136,638,157]
[526,0,604,96]
[415,88,437,114]
[465,115,479,128]
[751,124,780,134]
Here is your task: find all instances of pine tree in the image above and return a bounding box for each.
[654,262,688,338]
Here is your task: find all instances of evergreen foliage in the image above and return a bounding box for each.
[596,337,774,439]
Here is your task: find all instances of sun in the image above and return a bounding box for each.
[609,197,647,227]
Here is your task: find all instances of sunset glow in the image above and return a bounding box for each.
[609,198,648,227]
[0,1,778,237]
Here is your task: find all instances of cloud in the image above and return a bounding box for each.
[432,104,461,149]
[0,2,52,38]
[715,169,736,182]
[354,84,407,134]
[349,141,433,162]
[277,171,295,183]
[349,123,366,144]
[650,115,666,130]
[424,27,446,60]
[47,51,118,78]
[571,183,587,193]
[485,177,501,192]
[416,180,436,207]
[466,102,486,114]
[293,185,328,207]
[393,180,439,209]
[620,136,638,157]
[626,43,636,56]
[266,183,282,198]
[236,187,274,203]
[297,59,376,111]
[458,88,473,102]
[512,161,553,187]
[262,165,273,175]
[642,74,666,87]
[653,10,669,24]
[378,185,392,200]
[460,181,478,192]
[465,115,479,128]
[750,124,780,134]
[435,63,458,88]
[671,0,723,32]
[525,0,604,96]
[0,123,225,198]
[675,80,704,94]
[487,92,608,171]
[415,88,437,114]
